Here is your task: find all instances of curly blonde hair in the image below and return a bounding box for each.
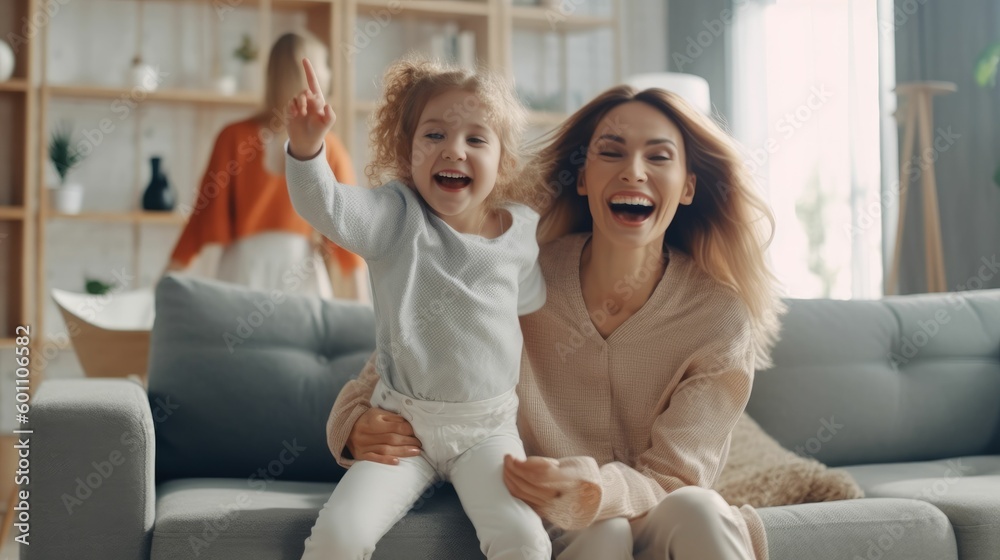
[366,56,529,207]
[527,85,786,368]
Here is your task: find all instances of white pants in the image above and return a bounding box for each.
[300,380,551,560]
[551,486,755,560]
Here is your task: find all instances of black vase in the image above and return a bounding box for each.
[142,156,176,211]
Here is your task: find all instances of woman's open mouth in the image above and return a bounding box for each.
[434,171,472,192]
[608,194,655,225]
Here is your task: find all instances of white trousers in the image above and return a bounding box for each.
[300,379,551,560]
[551,486,755,560]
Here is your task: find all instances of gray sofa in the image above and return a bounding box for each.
[24,275,1000,560]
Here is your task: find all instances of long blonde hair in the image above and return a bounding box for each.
[366,56,529,206]
[254,32,327,127]
[529,85,785,368]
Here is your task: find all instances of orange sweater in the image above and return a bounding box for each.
[170,118,362,273]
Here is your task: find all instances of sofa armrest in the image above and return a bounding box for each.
[24,379,154,560]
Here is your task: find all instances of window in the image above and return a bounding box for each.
[731,0,885,299]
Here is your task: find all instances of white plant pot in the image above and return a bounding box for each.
[0,40,14,82]
[51,183,84,214]
[129,62,160,92]
[214,75,237,96]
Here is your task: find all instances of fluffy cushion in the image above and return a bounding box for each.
[715,414,865,507]
[148,274,376,484]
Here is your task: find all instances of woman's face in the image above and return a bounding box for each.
[579,101,696,250]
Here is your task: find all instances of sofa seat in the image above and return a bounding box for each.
[151,478,482,560]
[150,478,959,560]
[759,498,957,560]
[843,455,1000,560]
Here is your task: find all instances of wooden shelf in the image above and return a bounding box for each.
[0,79,30,93]
[510,6,614,31]
[44,85,261,107]
[272,0,335,8]
[47,211,188,225]
[357,0,489,17]
[0,207,26,220]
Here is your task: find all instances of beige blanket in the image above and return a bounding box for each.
[714,414,864,507]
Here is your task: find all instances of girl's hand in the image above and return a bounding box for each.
[286,57,336,160]
[347,407,422,465]
[503,455,572,512]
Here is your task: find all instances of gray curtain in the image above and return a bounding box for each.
[667,0,734,120]
[893,0,1000,293]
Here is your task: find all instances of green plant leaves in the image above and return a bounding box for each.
[974,41,1000,88]
[234,33,258,62]
[85,278,115,295]
[48,123,85,183]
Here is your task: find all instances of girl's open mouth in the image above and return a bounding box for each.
[608,195,655,225]
[434,171,472,191]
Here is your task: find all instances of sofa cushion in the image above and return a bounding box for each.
[150,478,957,560]
[148,275,376,483]
[748,290,1000,467]
[151,478,482,560]
[715,414,864,507]
[842,455,1000,560]
[758,498,957,560]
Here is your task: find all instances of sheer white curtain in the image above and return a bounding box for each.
[729,0,885,299]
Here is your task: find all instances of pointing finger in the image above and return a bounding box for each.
[302,57,325,102]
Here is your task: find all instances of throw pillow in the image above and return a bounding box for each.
[715,413,864,507]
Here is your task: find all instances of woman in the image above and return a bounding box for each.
[166,32,365,300]
[328,86,785,559]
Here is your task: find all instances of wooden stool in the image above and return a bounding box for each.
[886,81,956,294]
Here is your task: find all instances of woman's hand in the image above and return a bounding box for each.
[286,57,336,161]
[503,455,571,512]
[346,407,422,465]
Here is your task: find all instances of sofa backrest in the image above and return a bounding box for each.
[747,289,1000,467]
[148,275,376,484]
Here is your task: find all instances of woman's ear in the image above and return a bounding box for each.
[680,172,696,205]
[576,172,587,196]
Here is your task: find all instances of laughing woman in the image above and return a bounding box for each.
[329,85,785,560]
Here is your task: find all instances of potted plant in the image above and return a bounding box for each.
[234,33,260,93]
[128,55,160,92]
[48,123,86,214]
[974,40,1000,187]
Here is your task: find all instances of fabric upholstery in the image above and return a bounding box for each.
[148,274,376,483]
[843,456,1000,560]
[748,290,1000,467]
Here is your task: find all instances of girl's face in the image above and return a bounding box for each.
[410,88,502,227]
[579,101,696,250]
[304,43,331,96]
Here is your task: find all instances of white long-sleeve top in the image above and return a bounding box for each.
[286,142,545,402]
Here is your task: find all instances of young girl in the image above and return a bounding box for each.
[286,57,551,560]
[165,32,365,300]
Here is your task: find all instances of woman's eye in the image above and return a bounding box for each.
[649,155,670,161]
[425,133,444,140]
[599,151,621,157]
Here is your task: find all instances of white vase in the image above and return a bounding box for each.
[214,75,237,96]
[0,40,14,81]
[128,61,160,92]
[51,183,84,214]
